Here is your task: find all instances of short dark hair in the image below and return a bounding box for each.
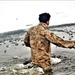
[39,12,51,23]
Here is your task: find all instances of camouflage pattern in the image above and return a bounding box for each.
[24,22,74,71]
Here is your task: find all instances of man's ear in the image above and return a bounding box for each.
[46,20,49,25]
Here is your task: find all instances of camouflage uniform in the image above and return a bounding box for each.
[24,23,74,71]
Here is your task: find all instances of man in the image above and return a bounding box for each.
[24,12,75,72]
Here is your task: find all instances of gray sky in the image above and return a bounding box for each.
[0,1,75,33]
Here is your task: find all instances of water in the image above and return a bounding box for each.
[0,23,75,75]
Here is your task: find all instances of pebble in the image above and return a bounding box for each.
[23,58,31,65]
[63,36,65,38]
[4,50,7,53]
[0,44,2,45]
[6,45,9,48]
[24,63,33,69]
[13,56,18,59]
[22,43,24,46]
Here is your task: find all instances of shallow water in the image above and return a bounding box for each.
[0,24,75,75]
[0,64,44,75]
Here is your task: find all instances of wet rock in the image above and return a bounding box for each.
[0,40,3,43]
[11,41,16,44]
[71,35,73,38]
[13,56,18,59]
[51,54,57,58]
[69,30,73,35]
[69,36,72,40]
[57,55,62,58]
[71,65,75,69]
[23,58,31,65]
[63,56,71,61]
[4,50,7,53]
[0,67,7,71]
[63,36,65,38]
[64,67,68,70]
[4,42,6,44]
[27,63,33,68]
[14,38,20,41]
[6,38,9,41]
[0,43,2,45]
[15,43,19,46]
[3,39,6,42]
[64,56,67,59]
[24,63,33,69]
[11,41,19,46]
[6,45,9,48]
[22,43,24,46]
[9,40,12,42]
[21,40,24,42]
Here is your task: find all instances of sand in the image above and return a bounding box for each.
[0,23,75,75]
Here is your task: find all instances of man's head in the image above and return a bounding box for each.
[39,12,51,25]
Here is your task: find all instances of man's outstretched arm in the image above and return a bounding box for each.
[45,30,75,48]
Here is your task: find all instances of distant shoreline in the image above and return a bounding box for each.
[0,23,75,35]
[49,23,75,28]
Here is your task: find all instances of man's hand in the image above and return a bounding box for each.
[74,43,75,48]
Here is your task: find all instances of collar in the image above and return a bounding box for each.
[39,22,48,29]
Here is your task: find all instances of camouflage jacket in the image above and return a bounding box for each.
[24,22,74,69]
